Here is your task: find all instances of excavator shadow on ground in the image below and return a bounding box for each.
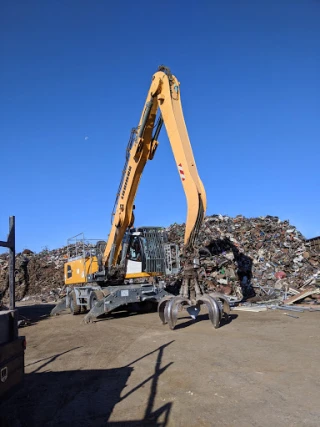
[51,299,160,322]
[16,303,57,326]
[0,341,175,427]
[91,300,161,322]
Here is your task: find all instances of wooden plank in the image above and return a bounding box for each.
[283,288,320,305]
[232,306,267,312]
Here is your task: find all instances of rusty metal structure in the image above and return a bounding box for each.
[306,236,320,253]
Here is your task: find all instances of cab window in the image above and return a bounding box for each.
[128,237,142,261]
[67,265,72,278]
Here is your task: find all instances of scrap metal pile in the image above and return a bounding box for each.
[166,214,320,304]
[0,244,87,304]
[0,215,319,308]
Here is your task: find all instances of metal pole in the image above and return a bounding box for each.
[9,216,15,310]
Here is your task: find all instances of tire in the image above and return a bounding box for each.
[69,291,81,315]
[89,290,104,310]
[81,303,89,313]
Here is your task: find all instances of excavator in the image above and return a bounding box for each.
[51,65,230,329]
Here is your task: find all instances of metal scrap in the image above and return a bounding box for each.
[1,214,319,312]
[166,215,320,305]
[284,313,299,319]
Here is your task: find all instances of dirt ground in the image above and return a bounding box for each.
[1,303,319,427]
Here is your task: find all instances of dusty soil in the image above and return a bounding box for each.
[1,303,319,427]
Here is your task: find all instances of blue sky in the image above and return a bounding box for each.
[1,0,319,253]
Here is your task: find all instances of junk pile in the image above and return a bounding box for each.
[166,214,320,306]
[0,243,84,304]
[0,248,65,304]
[0,241,98,304]
[0,214,319,309]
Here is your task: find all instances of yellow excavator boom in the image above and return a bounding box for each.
[104,65,207,268]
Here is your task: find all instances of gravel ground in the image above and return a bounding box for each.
[1,302,319,427]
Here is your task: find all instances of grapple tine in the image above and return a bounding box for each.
[167,296,190,330]
[209,292,231,317]
[167,300,177,330]
[197,295,221,329]
[222,299,231,317]
[158,284,231,329]
[158,296,172,324]
[164,300,171,324]
[171,299,190,330]
[209,296,222,328]
[196,297,214,327]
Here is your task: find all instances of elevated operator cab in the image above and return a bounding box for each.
[64,227,180,286]
[124,226,180,279]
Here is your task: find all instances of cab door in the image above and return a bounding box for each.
[126,236,144,275]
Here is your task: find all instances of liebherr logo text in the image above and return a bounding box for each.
[121,166,132,199]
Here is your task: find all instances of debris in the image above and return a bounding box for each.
[22,249,34,255]
[0,246,72,303]
[283,288,320,305]
[273,305,304,312]
[284,313,299,319]
[17,315,32,327]
[166,214,320,303]
[232,306,267,312]
[0,214,319,312]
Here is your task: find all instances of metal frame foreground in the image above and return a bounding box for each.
[0,216,16,311]
[0,216,26,400]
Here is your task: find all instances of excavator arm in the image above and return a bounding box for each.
[104,66,207,268]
